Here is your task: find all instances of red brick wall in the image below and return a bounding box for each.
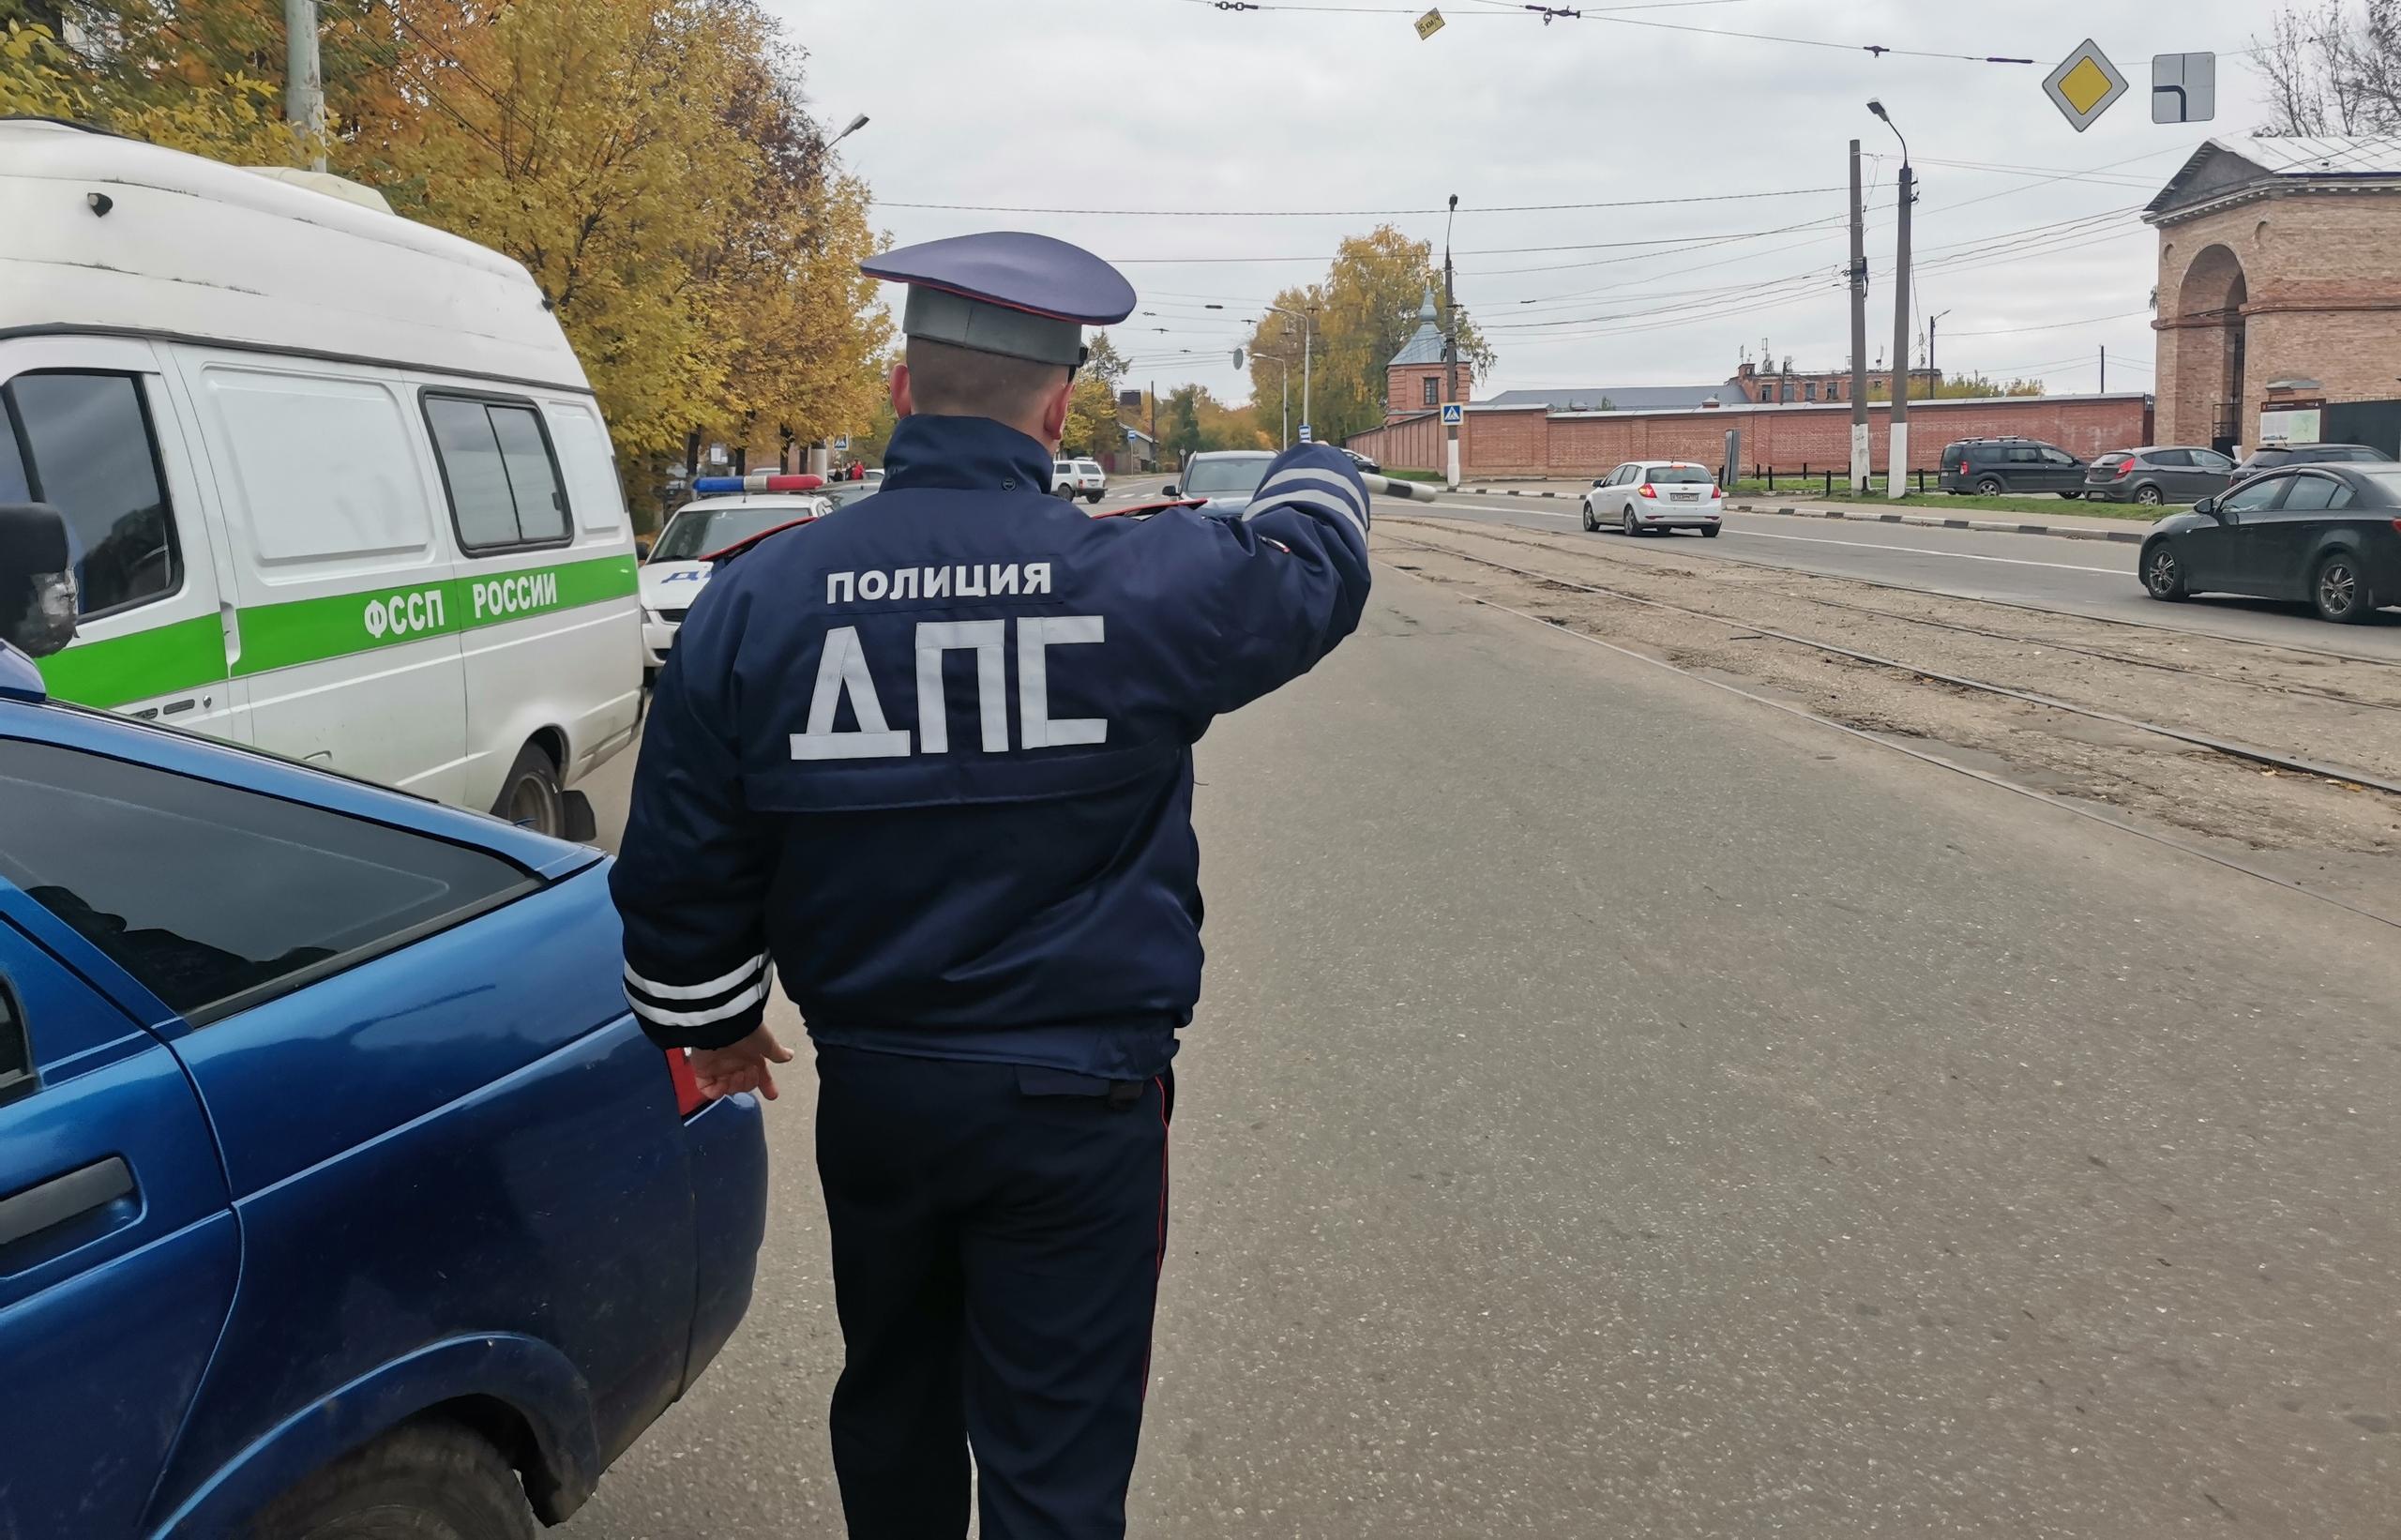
[1345,411,1444,472]
[1463,408,1548,477]
[2155,191,2401,448]
[1387,362,1465,418]
[1349,396,2151,479]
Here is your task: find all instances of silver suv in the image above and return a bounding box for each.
[1165,451,1275,515]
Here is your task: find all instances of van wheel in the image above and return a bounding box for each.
[248,1421,535,1540]
[494,742,564,836]
[1974,476,2005,496]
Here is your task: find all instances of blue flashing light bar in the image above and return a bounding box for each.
[691,473,825,495]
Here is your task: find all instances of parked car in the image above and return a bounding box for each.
[1052,459,1108,503]
[641,477,833,681]
[2137,462,2401,623]
[2229,443,2385,481]
[1583,460,1724,536]
[0,503,768,1539]
[1164,450,1276,515]
[2082,445,2235,506]
[2,119,642,838]
[1340,446,1382,476]
[1939,437,2089,497]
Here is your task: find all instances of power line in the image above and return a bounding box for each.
[878,187,1845,219]
[1946,308,2155,338]
[1214,0,2039,62]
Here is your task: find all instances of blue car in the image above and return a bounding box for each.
[0,502,766,1537]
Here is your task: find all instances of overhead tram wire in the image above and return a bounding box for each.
[1246,0,2040,62]
[878,187,1847,218]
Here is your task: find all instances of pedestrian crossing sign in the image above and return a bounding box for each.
[1442,403,1464,426]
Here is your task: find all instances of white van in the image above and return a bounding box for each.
[0,120,641,834]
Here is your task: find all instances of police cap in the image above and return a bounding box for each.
[862,232,1138,369]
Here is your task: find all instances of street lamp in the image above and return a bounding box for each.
[1254,352,1294,447]
[1867,98,1913,499]
[795,112,873,476]
[1264,304,1318,438]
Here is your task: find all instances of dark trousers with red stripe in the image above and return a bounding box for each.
[813,1044,1173,1540]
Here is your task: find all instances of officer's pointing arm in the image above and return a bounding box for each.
[609,605,774,1054]
[1169,442,1373,717]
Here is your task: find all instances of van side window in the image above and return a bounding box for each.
[0,373,180,618]
[424,394,570,553]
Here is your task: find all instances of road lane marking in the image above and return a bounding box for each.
[1721,527,2126,575]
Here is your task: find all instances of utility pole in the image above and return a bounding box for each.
[1150,381,1160,480]
[1869,99,1912,501]
[1925,309,1950,384]
[1890,159,1913,498]
[1303,310,1314,441]
[1265,305,1315,442]
[1443,193,1462,491]
[1258,354,1292,447]
[283,0,327,173]
[2100,345,2107,393]
[1847,139,1870,495]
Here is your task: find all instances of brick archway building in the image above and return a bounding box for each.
[2148,137,2401,457]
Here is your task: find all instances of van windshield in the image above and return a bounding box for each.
[652,505,815,562]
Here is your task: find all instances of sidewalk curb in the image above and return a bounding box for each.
[1727,501,2145,545]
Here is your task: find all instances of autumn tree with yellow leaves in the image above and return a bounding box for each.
[3,0,887,486]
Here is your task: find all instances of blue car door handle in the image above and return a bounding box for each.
[0,1155,134,1250]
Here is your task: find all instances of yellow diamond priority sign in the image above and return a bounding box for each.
[2044,38,2128,132]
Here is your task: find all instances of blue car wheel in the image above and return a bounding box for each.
[249,1423,535,1540]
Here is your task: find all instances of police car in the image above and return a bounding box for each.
[0,501,768,1537]
[641,474,833,678]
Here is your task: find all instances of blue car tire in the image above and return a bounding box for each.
[248,1421,535,1540]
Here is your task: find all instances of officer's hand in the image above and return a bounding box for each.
[687,1025,796,1102]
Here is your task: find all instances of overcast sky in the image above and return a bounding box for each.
[768,0,2291,409]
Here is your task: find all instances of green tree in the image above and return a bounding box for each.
[1241,226,1494,442]
[1160,385,1205,462]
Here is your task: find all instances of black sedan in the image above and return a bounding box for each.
[1340,446,1381,475]
[2139,462,2401,624]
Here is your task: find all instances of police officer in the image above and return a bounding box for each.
[610,231,1373,1539]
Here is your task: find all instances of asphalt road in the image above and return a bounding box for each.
[1095,480,2401,660]
[566,541,2401,1537]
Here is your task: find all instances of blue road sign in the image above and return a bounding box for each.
[1299,423,1313,443]
[834,434,850,452]
[1441,403,1464,426]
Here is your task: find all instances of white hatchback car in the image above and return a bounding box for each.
[1583,460,1724,536]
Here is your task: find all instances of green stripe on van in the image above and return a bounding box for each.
[38,554,638,703]
[35,615,227,710]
